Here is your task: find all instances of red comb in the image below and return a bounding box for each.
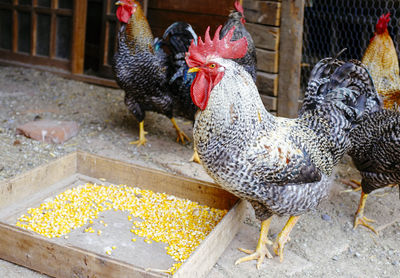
[234,1,244,14]
[186,25,248,67]
[376,13,390,34]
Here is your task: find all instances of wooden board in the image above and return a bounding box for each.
[256,48,279,73]
[246,23,280,51]
[256,71,278,97]
[277,0,305,117]
[0,151,246,278]
[260,94,278,112]
[243,0,281,26]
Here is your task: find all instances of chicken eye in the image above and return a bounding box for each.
[208,63,216,69]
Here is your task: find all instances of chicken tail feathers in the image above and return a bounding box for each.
[299,57,383,165]
[161,22,198,88]
[163,22,197,56]
[301,58,383,124]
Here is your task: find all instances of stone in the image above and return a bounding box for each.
[321,214,332,222]
[16,120,79,144]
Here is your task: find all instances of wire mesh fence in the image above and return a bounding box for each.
[301,0,400,97]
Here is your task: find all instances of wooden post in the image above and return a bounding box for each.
[12,0,18,53]
[277,0,305,118]
[71,0,87,74]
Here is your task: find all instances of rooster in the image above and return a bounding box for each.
[112,0,196,146]
[347,109,400,235]
[362,13,400,110]
[186,27,380,267]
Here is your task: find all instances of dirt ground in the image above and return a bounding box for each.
[0,65,399,278]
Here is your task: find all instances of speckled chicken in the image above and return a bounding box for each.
[186,27,380,267]
[112,0,196,146]
[362,13,400,110]
[347,109,400,234]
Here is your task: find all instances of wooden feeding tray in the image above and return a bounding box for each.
[0,151,246,278]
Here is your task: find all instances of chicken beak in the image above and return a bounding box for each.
[115,1,123,6]
[188,67,200,73]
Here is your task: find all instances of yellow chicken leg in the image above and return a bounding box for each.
[190,149,201,164]
[170,117,190,144]
[129,121,148,146]
[354,191,378,235]
[273,215,299,262]
[235,217,273,269]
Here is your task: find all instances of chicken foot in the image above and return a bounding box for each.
[190,150,201,164]
[129,121,148,146]
[354,191,378,235]
[235,217,273,269]
[273,215,299,262]
[170,117,191,144]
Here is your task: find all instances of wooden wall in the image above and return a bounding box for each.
[0,0,304,117]
[243,0,281,113]
[147,0,234,38]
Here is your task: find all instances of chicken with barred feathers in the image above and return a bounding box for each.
[347,109,400,234]
[362,13,400,110]
[186,27,380,267]
[112,0,196,146]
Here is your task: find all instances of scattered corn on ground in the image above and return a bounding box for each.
[16,183,227,274]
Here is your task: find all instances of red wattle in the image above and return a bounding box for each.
[116,6,132,23]
[190,70,225,110]
[191,71,210,110]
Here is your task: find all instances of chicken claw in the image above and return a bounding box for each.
[235,218,273,269]
[273,216,299,262]
[170,118,191,144]
[353,191,378,235]
[190,150,201,164]
[129,121,148,147]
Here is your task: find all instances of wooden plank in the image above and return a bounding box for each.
[0,57,119,88]
[76,151,238,210]
[31,2,37,56]
[256,48,279,73]
[49,8,56,58]
[0,152,76,210]
[148,0,232,17]
[0,223,165,278]
[277,0,304,118]
[175,200,246,278]
[245,22,279,51]
[256,71,278,96]
[71,0,87,74]
[0,52,70,70]
[243,0,281,26]
[148,9,227,38]
[12,3,18,52]
[260,94,277,111]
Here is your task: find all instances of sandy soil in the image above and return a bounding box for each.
[0,65,399,278]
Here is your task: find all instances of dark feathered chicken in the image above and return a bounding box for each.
[220,0,257,81]
[112,0,196,146]
[186,27,380,267]
[348,109,400,234]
